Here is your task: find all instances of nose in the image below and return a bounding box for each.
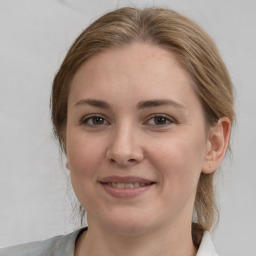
[106,125,144,167]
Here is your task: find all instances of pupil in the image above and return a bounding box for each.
[155,117,166,125]
[93,117,104,124]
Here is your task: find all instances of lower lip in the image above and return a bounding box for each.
[100,183,154,199]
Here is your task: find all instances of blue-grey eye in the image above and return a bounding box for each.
[82,116,108,126]
[147,115,173,126]
[91,117,105,125]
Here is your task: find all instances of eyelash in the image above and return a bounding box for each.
[145,114,175,126]
[80,114,175,127]
[80,115,110,126]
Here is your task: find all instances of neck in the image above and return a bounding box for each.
[75,219,197,256]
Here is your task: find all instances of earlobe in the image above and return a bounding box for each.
[202,117,231,174]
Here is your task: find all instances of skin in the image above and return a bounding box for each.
[65,43,230,256]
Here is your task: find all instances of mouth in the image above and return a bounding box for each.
[99,176,156,198]
[103,182,154,189]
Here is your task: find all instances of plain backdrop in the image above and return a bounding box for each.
[0,0,255,255]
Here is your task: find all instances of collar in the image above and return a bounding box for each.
[196,231,219,256]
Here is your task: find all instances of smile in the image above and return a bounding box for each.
[99,176,156,198]
[106,182,152,189]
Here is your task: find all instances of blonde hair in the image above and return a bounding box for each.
[51,7,234,247]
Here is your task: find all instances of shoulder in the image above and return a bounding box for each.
[0,228,87,256]
[197,231,219,256]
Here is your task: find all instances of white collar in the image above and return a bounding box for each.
[196,231,219,256]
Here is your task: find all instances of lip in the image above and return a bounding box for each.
[99,176,156,199]
[100,176,154,184]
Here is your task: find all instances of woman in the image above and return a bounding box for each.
[0,7,234,256]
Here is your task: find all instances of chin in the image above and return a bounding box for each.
[93,209,160,236]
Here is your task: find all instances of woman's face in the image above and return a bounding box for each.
[66,43,211,235]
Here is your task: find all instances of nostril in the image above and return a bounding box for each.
[109,158,137,165]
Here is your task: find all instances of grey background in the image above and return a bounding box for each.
[0,0,255,255]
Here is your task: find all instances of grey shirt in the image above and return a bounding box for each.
[0,228,86,256]
[0,228,219,256]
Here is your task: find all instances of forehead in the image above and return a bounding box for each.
[76,43,186,79]
[68,43,202,113]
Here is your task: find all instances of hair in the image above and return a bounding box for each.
[51,7,234,247]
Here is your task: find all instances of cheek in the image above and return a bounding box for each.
[66,133,106,209]
[66,132,105,180]
[148,134,206,192]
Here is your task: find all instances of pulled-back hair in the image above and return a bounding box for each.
[51,7,234,247]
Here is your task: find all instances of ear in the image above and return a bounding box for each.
[66,161,70,170]
[202,117,231,174]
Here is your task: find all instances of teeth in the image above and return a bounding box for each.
[124,183,133,188]
[134,183,140,188]
[107,182,150,188]
[117,183,125,188]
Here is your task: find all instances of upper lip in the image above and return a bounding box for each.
[99,176,155,184]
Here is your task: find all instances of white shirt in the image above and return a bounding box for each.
[197,231,219,256]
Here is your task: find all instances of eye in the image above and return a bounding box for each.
[146,115,174,126]
[81,115,109,126]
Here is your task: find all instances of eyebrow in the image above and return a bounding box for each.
[75,99,111,109]
[75,98,186,110]
[137,99,186,110]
